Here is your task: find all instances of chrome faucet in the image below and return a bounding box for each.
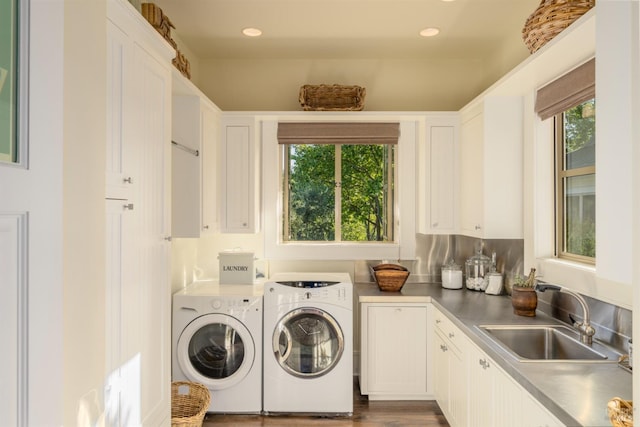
[535,282,596,345]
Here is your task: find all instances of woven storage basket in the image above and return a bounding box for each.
[608,397,633,427]
[522,0,595,53]
[171,381,210,427]
[371,264,410,292]
[299,84,366,111]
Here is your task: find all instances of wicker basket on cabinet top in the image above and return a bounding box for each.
[299,84,366,111]
[522,0,594,53]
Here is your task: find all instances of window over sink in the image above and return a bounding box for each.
[535,58,596,264]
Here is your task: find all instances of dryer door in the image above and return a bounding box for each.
[177,314,255,390]
[272,307,344,378]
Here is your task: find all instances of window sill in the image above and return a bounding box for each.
[265,241,401,261]
[536,256,596,295]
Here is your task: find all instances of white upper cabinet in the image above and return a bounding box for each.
[420,114,458,234]
[171,95,202,237]
[171,69,221,237]
[220,115,260,233]
[200,104,219,234]
[459,97,523,239]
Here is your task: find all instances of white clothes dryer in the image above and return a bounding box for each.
[172,282,263,413]
[263,273,353,415]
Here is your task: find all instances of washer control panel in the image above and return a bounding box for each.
[276,281,339,288]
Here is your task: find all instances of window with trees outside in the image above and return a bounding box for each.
[555,98,595,262]
[282,143,395,243]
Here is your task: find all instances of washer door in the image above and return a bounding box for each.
[177,314,255,390]
[272,307,344,378]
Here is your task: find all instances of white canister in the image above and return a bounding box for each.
[441,259,463,289]
[484,272,504,295]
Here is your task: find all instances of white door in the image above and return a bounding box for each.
[0,1,64,425]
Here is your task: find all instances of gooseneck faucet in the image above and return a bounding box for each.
[535,282,596,345]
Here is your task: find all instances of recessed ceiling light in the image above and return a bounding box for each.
[242,27,262,37]
[419,28,440,37]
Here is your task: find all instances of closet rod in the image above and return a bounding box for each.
[172,140,199,157]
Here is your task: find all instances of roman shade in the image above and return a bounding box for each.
[535,58,595,120]
[277,122,400,145]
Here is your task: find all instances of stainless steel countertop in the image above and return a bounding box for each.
[356,282,632,427]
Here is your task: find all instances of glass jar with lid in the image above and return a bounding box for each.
[465,244,491,291]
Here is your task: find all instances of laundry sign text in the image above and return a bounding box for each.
[219,251,255,284]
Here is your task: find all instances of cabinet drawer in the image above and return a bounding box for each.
[434,309,463,351]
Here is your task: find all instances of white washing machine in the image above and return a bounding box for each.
[263,272,353,415]
[172,281,263,413]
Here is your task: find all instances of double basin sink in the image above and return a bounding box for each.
[476,324,622,363]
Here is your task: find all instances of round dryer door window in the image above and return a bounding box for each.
[177,314,255,390]
[272,307,344,378]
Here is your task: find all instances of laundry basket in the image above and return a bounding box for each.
[608,397,633,427]
[171,381,210,427]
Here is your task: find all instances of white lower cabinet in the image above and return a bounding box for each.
[432,306,564,427]
[433,309,467,427]
[360,303,430,400]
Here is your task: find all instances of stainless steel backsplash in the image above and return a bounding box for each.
[355,233,631,352]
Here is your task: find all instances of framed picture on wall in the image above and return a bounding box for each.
[0,0,18,163]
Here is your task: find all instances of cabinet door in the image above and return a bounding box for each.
[362,304,428,398]
[467,345,494,427]
[171,95,201,238]
[459,112,484,237]
[131,41,172,426]
[448,342,466,427]
[106,20,135,200]
[428,125,456,233]
[221,118,257,233]
[201,104,219,234]
[433,327,466,427]
[522,394,565,427]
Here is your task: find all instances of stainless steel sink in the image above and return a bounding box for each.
[477,324,621,363]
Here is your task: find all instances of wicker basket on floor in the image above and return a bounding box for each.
[522,0,594,53]
[608,397,633,427]
[299,84,366,111]
[171,381,210,427]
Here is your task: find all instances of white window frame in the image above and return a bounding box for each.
[262,118,416,261]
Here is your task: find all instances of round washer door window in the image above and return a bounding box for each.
[177,314,255,390]
[272,307,344,378]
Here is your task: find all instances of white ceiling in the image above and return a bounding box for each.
[150,0,543,110]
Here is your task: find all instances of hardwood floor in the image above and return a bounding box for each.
[202,379,449,426]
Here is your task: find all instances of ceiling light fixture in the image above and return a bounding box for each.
[242,27,262,37]
[419,27,440,37]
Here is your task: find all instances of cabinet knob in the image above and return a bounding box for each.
[435,319,441,324]
[123,176,133,184]
[440,344,448,352]
[164,236,172,242]
[475,224,482,230]
[432,222,439,228]
[448,332,455,339]
[123,203,134,210]
[203,225,209,230]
